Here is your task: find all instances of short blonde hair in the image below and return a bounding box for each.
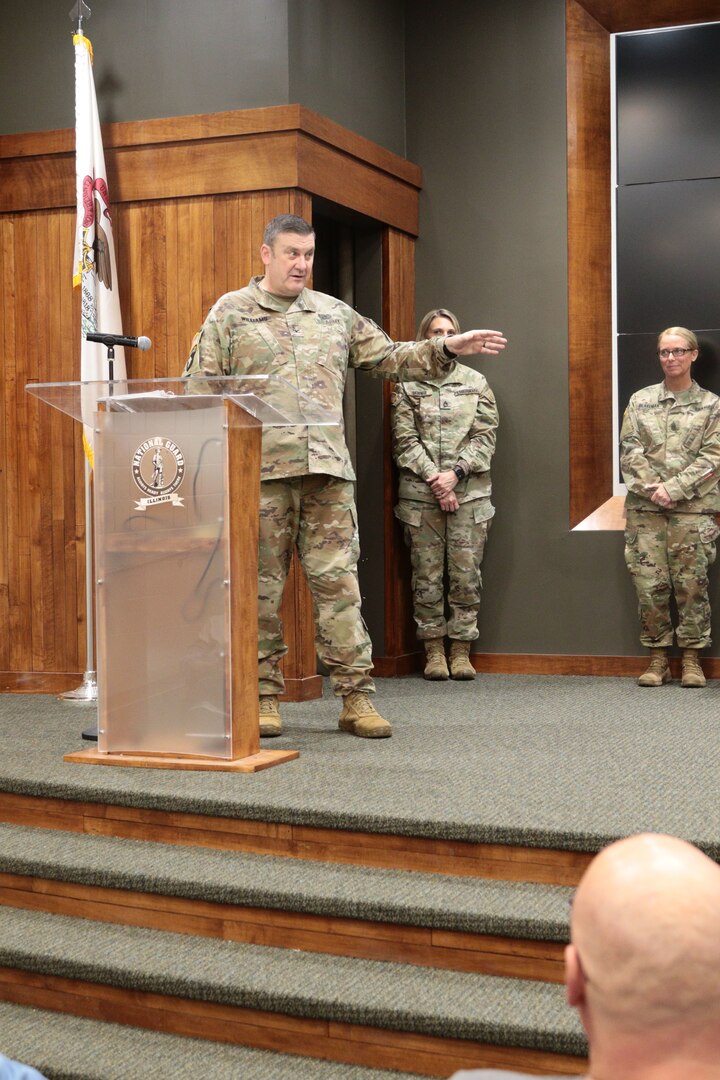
[657,326,698,351]
[416,308,460,341]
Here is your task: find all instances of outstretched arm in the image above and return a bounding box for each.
[444,330,507,356]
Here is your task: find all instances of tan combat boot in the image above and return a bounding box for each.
[681,648,706,688]
[259,695,282,737]
[637,648,671,687]
[449,640,476,680]
[338,691,392,738]
[423,638,449,680]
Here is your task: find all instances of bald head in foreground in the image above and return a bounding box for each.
[451,832,720,1080]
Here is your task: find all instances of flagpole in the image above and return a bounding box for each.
[61,0,98,715]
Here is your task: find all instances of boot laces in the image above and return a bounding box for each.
[346,692,377,717]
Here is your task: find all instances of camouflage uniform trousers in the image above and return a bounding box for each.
[624,509,720,648]
[258,475,374,697]
[398,499,491,641]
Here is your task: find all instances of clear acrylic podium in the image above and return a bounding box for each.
[27,376,338,773]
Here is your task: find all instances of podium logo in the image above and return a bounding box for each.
[132,436,185,510]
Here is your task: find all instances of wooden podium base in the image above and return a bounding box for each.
[63,748,299,773]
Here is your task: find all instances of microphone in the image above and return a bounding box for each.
[86,331,152,351]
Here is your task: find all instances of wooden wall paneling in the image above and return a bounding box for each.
[136,201,163,379]
[379,227,418,672]
[164,200,181,372]
[0,218,11,672]
[222,195,241,295]
[0,107,419,689]
[179,198,206,373]
[567,0,613,528]
[212,197,230,312]
[9,214,34,673]
[45,207,67,669]
[297,137,419,236]
[28,213,48,669]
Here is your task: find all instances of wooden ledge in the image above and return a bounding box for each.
[0,104,421,187]
[0,791,593,885]
[572,494,626,531]
[0,872,565,983]
[0,967,587,1078]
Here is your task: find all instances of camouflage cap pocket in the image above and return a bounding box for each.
[698,516,720,544]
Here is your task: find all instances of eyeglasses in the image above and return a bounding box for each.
[658,347,694,359]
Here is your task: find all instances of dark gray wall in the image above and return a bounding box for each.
[0,0,406,150]
[0,0,290,134]
[288,0,406,156]
[405,0,647,657]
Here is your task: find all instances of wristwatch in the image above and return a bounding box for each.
[452,464,466,481]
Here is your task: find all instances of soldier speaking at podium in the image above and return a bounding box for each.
[184,214,506,739]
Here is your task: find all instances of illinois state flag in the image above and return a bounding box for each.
[73,32,126,461]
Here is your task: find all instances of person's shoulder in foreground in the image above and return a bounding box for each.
[0,1055,48,1080]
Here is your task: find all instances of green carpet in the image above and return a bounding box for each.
[1,674,719,852]
[0,907,585,1055]
[0,1000,427,1080]
[0,822,571,939]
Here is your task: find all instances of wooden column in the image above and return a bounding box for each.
[376,227,419,675]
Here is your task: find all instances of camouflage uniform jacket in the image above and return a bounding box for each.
[183,277,456,481]
[391,365,498,505]
[621,380,720,513]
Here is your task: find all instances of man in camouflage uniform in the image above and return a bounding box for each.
[183,214,507,736]
[621,327,720,688]
[392,364,498,680]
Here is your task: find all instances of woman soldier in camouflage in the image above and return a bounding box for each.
[392,309,498,680]
[621,327,720,688]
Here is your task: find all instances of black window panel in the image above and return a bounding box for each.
[616,178,720,335]
[617,24,720,186]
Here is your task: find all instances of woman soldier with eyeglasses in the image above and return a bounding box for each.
[621,327,720,688]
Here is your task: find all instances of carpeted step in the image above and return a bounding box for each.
[0,906,586,1061]
[0,1000,427,1080]
[0,822,572,941]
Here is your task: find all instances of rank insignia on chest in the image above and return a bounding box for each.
[441,400,451,409]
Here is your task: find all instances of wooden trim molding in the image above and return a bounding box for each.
[0,873,565,983]
[382,227,418,660]
[566,0,612,528]
[0,967,586,1078]
[575,0,720,32]
[0,105,421,234]
[0,791,594,885]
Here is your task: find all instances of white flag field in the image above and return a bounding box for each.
[73,32,126,463]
